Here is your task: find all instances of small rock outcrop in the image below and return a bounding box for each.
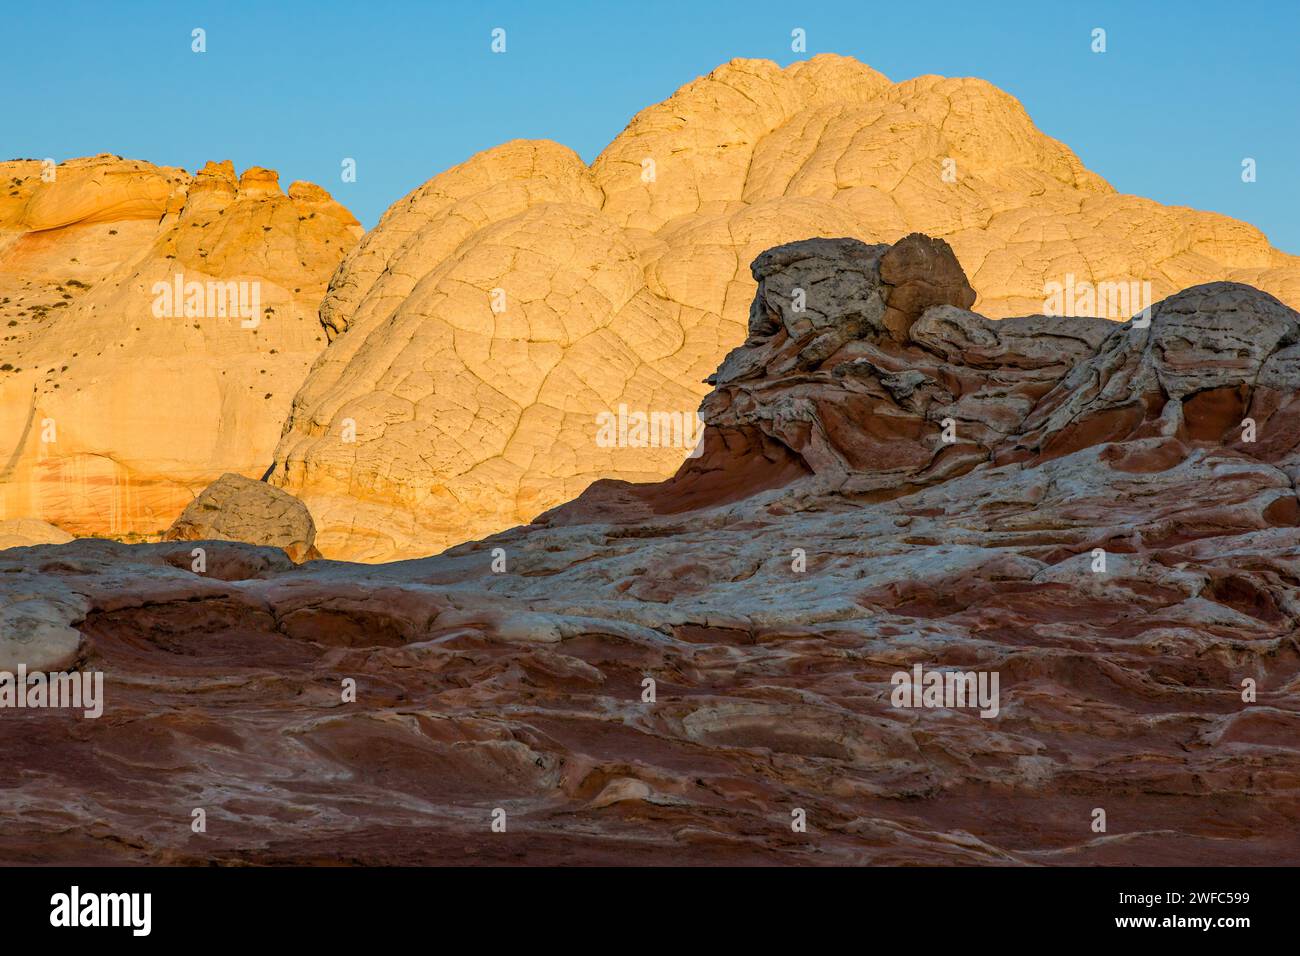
[164,473,320,562]
[1013,282,1300,465]
[566,238,1300,527]
[0,518,73,549]
[879,232,978,339]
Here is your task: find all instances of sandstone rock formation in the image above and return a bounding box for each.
[164,472,321,562]
[267,55,1300,560]
[0,518,73,549]
[2,238,1297,865]
[0,155,362,540]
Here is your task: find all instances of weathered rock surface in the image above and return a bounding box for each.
[0,155,362,541]
[266,55,1300,560]
[2,238,1297,866]
[0,518,73,549]
[164,472,321,562]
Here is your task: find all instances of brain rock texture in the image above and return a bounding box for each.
[266,56,1300,561]
[4,237,1299,865]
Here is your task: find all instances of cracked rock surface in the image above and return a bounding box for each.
[266,54,1300,560]
[1,236,1297,865]
[164,472,321,563]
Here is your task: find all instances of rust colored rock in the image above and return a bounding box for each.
[700,234,1106,496]
[879,233,977,340]
[1014,282,1300,462]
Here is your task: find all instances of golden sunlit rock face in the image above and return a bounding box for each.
[6,238,1300,864]
[266,55,1300,561]
[0,155,362,538]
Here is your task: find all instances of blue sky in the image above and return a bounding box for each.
[4,0,1297,251]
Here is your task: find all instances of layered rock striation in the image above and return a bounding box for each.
[2,236,1297,865]
[265,55,1300,560]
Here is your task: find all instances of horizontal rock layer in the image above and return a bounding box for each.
[2,237,1296,865]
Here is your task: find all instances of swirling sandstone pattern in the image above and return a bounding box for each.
[268,55,1300,560]
[2,237,1297,865]
[0,155,361,538]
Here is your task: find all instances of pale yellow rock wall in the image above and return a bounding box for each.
[0,155,362,537]
[268,55,1300,560]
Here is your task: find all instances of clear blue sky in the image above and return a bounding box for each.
[4,0,1297,251]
